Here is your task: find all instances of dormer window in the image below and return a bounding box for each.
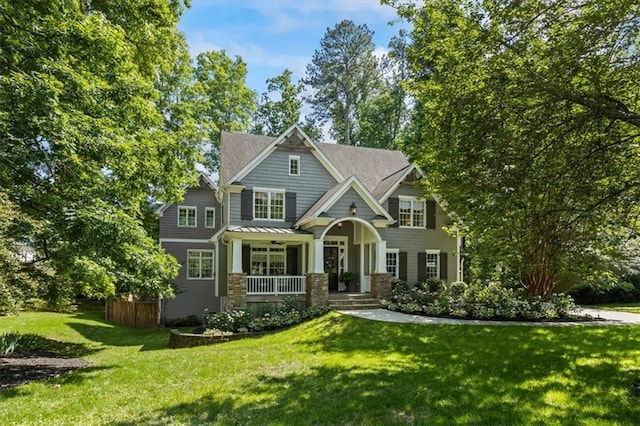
[177,206,197,227]
[289,155,300,176]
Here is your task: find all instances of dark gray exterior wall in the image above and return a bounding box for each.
[158,180,223,319]
[229,146,338,227]
[159,181,221,240]
[380,183,458,283]
[160,241,220,321]
[324,188,376,221]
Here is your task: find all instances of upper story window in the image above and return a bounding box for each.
[254,189,285,221]
[205,207,215,228]
[289,155,300,176]
[187,250,214,279]
[177,206,197,227]
[399,196,425,228]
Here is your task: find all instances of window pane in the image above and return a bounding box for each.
[413,201,425,227]
[426,253,439,279]
[187,253,200,278]
[290,157,299,175]
[386,252,398,278]
[255,192,268,219]
[270,192,284,220]
[205,209,215,228]
[399,200,412,227]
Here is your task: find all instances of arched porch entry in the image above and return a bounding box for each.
[318,217,387,294]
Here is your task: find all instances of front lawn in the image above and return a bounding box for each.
[1,310,640,424]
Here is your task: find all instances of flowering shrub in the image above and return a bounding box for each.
[382,280,579,321]
[203,305,331,334]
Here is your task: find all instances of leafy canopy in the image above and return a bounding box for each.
[0,0,202,308]
[394,0,640,295]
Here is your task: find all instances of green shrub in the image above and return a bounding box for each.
[382,280,579,321]
[0,332,48,356]
[569,273,640,304]
[166,315,200,327]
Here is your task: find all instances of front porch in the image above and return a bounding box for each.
[223,220,392,309]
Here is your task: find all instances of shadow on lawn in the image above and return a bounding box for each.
[65,311,169,352]
[109,313,640,424]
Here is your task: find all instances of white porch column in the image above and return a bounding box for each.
[231,239,243,273]
[375,240,387,273]
[312,238,324,273]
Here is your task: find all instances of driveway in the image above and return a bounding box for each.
[338,307,640,326]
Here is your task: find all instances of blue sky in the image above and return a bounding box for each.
[178,0,408,96]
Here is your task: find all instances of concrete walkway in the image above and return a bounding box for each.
[337,307,640,326]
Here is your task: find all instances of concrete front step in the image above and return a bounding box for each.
[328,297,380,310]
[331,303,380,310]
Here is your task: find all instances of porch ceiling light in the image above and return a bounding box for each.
[350,202,357,216]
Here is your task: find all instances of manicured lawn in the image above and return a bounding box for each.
[591,303,640,315]
[1,310,640,425]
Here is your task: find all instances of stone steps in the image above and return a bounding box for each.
[328,293,380,310]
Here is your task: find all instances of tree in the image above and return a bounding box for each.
[394,0,640,296]
[356,30,412,150]
[252,69,304,136]
[305,20,380,145]
[0,0,200,309]
[193,50,256,169]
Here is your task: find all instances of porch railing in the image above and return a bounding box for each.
[246,276,306,295]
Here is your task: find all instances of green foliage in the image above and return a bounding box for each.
[0,332,47,356]
[305,20,380,145]
[252,69,304,136]
[0,1,198,305]
[193,50,256,169]
[395,0,640,296]
[382,280,578,320]
[203,305,331,334]
[569,273,640,305]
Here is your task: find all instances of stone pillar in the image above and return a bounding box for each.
[306,273,329,307]
[227,273,247,310]
[371,273,392,300]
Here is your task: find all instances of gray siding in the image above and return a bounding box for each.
[159,182,221,240]
[381,183,458,283]
[231,146,338,227]
[325,188,376,220]
[160,241,220,320]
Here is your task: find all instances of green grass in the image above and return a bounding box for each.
[2,311,640,425]
[590,303,640,314]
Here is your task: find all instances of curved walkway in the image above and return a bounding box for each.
[337,307,640,326]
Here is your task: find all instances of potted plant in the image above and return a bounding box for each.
[339,271,355,292]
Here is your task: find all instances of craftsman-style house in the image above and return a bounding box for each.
[158,125,462,321]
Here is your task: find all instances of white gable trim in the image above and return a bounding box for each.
[378,164,425,204]
[227,124,343,184]
[296,176,393,228]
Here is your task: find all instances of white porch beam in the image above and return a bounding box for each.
[312,239,324,274]
[375,241,387,273]
[231,239,243,273]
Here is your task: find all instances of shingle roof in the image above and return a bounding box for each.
[220,129,412,197]
[220,132,274,184]
[315,143,410,192]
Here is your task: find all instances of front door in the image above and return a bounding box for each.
[324,246,339,292]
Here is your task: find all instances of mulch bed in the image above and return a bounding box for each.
[0,352,91,390]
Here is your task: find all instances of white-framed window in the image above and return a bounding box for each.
[399,196,425,228]
[289,155,300,176]
[425,249,440,280]
[205,207,215,228]
[254,188,285,221]
[187,250,214,279]
[177,206,197,227]
[250,246,286,276]
[386,249,399,279]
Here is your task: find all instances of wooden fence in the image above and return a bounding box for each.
[105,299,159,328]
